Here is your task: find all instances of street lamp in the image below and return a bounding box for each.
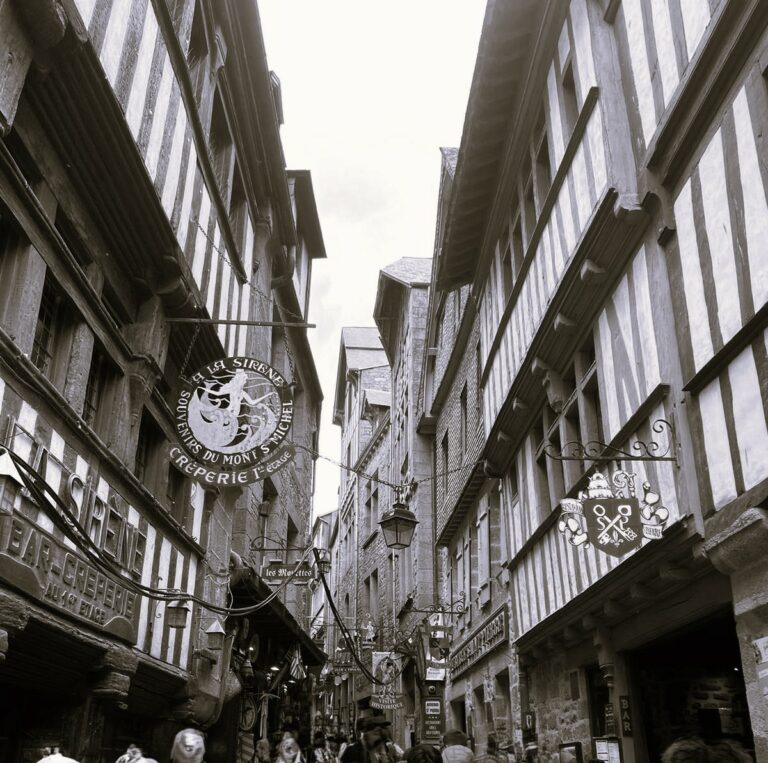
[379,502,418,550]
[314,547,332,576]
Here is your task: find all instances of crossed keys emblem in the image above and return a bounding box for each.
[557,470,669,558]
[584,498,642,556]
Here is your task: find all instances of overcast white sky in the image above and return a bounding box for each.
[258,1,486,519]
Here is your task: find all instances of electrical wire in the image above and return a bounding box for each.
[2,446,311,617]
[313,549,418,686]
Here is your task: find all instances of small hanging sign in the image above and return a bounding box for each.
[557,470,668,558]
[171,356,295,486]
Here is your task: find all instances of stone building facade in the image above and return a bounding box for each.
[419,1,768,762]
[330,327,390,738]
[373,257,434,746]
[0,2,325,762]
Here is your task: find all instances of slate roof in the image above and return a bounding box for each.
[380,257,432,287]
[334,327,389,421]
[363,389,390,408]
[340,326,388,372]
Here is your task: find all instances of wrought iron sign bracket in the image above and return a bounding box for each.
[403,592,467,617]
[543,418,678,467]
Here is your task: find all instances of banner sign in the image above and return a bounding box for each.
[558,470,669,558]
[172,357,295,486]
[449,606,508,678]
[371,652,403,709]
[261,560,313,586]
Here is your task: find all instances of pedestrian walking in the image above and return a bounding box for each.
[441,730,474,763]
[170,729,206,763]
[313,732,338,763]
[36,750,80,763]
[405,745,442,763]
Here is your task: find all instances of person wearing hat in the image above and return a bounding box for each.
[366,716,404,763]
[441,730,474,763]
[341,717,380,763]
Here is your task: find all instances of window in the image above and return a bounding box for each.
[511,217,524,276]
[440,432,449,502]
[31,276,61,376]
[475,341,483,417]
[477,496,491,592]
[533,107,552,207]
[501,464,519,561]
[363,569,379,622]
[501,242,513,304]
[135,412,163,488]
[521,154,536,247]
[0,478,19,514]
[561,62,580,136]
[460,384,468,455]
[534,335,604,514]
[83,347,109,430]
[210,90,235,207]
[166,465,188,525]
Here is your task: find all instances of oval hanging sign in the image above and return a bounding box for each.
[171,357,295,486]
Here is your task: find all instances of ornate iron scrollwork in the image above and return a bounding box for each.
[543,418,677,464]
[403,592,467,617]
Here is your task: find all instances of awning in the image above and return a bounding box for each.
[230,565,326,667]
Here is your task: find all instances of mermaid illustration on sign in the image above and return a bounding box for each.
[188,368,280,453]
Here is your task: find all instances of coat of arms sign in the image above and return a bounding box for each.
[557,470,669,557]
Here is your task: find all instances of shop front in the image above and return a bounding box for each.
[445,605,515,759]
[210,561,326,763]
[515,529,757,763]
[0,387,223,762]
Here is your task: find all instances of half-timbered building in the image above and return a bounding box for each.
[0,1,325,761]
[425,0,768,761]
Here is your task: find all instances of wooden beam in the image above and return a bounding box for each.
[659,563,692,581]
[629,583,655,600]
[580,259,606,283]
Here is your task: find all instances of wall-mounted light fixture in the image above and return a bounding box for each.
[205,619,226,650]
[167,600,190,629]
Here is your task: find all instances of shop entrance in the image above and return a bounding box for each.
[631,612,753,760]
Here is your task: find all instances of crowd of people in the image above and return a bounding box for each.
[33,725,754,763]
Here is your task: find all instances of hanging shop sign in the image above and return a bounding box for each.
[557,470,669,558]
[423,698,443,740]
[332,649,362,675]
[172,356,295,486]
[753,636,768,700]
[449,605,508,679]
[261,559,313,585]
[370,652,403,709]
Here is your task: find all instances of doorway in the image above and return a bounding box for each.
[631,613,753,760]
